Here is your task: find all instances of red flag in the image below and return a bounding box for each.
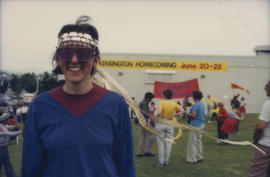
[231,83,250,94]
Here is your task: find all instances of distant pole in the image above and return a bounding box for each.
[35,75,40,95]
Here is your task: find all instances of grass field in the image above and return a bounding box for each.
[7,114,258,177]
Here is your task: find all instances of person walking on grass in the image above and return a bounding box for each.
[136,92,155,157]
[216,102,228,144]
[156,89,182,167]
[186,90,205,164]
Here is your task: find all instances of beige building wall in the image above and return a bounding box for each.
[99,53,270,113]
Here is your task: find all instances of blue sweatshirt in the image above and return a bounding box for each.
[21,85,135,177]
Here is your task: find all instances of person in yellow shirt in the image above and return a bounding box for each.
[209,102,219,123]
[156,89,183,167]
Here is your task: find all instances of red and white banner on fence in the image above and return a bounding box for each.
[154,78,200,98]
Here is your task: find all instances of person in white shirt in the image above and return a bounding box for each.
[248,80,270,177]
[15,105,22,123]
[21,103,28,124]
[239,97,247,120]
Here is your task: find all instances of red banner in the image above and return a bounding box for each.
[154,78,199,98]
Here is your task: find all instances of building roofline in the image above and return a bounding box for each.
[100,52,269,59]
[254,45,270,52]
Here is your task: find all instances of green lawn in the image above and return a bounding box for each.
[133,114,257,177]
[8,114,258,177]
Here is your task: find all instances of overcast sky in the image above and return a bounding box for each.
[1,0,269,73]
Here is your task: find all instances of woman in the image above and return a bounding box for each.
[156,89,182,167]
[21,16,135,177]
[217,102,228,144]
[186,90,205,164]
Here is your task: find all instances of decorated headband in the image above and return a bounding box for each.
[57,31,98,48]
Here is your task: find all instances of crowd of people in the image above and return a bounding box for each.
[133,89,206,166]
[4,90,258,176]
[2,83,269,176]
[6,103,29,124]
[0,103,24,177]
[130,82,269,177]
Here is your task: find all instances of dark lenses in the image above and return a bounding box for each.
[56,48,74,62]
[76,48,95,62]
[56,47,96,62]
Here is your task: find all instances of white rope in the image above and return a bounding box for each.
[149,112,266,155]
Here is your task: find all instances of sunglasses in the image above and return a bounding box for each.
[56,47,96,63]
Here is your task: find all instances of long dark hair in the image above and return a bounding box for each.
[52,16,100,75]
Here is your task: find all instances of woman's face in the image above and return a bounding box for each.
[57,43,99,85]
[58,55,97,85]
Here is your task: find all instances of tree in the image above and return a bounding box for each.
[38,72,58,94]
[9,72,59,96]
[9,74,23,96]
[0,79,8,93]
[20,73,37,93]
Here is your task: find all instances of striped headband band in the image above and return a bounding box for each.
[57,31,98,48]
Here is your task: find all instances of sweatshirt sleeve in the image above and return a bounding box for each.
[0,125,21,136]
[113,96,136,177]
[258,100,270,122]
[21,101,45,177]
